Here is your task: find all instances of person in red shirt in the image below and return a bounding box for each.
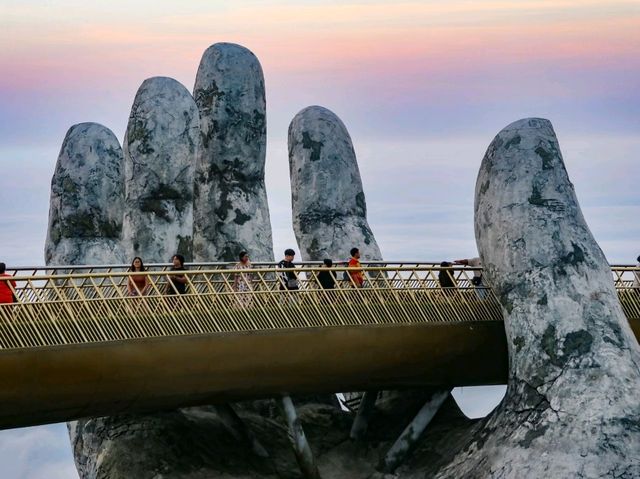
[348,248,365,287]
[0,262,17,304]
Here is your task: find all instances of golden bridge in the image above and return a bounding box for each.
[1,263,638,431]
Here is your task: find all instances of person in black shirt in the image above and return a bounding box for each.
[438,261,456,296]
[166,254,188,295]
[317,258,337,289]
[278,248,299,290]
[438,261,456,288]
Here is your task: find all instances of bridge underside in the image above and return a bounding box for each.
[0,320,510,429]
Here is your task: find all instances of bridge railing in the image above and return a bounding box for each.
[0,264,637,351]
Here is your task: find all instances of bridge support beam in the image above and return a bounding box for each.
[279,395,322,479]
[349,390,378,441]
[378,390,449,474]
[214,403,269,458]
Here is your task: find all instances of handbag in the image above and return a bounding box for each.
[287,278,299,289]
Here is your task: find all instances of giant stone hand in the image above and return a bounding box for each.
[434,118,640,478]
[289,105,382,262]
[44,40,640,478]
[46,122,126,265]
[45,42,386,478]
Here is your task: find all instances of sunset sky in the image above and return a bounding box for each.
[0,1,638,476]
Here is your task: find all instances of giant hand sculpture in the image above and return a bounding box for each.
[45,42,640,478]
[435,119,640,478]
[45,43,383,478]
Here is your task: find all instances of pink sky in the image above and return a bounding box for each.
[1,0,638,145]
[0,0,638,259]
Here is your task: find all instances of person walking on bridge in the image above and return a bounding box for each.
[233,251,254,307]
[348,248,365,288]
[317,258,337,290]
[0,262,16,304]
[278,249,299,291]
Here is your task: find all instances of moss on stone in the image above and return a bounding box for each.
[233,209,251,225]
[140,199,170,221]
[128,118,155,155]
[61,176,79,194]
[528,184,545,206]
[355,192,366,213]
[520,423,549,448]
[563,329,593,358]
[542,324,593,367]
[535,146,554,170]
[176,235,193,260]
[560,242,585,267]
[301,132,323,162]
[219,241,244,262]
[195,81,225,149]
[214,194,233,223]
[308,237,321,260]
[528,184,564,211]
[504,135,521,150]
[140,184,192,222]
[59,212,121,239]
[541,324,561,366]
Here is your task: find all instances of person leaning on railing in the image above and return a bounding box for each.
[166,254,188,295]
[127,256,150,296]
[0,262,17,304]
[454,256,487,299]
[438,261,456,295]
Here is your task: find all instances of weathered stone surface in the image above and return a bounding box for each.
[45,122,125,265]
[69,407,299,479]
[288,106,382,262]
[433,118,640,478]
[122,76,199,263]
[69,390,467,479]
[193,43,273,262]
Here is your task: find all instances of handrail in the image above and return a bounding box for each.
[0,265,638,351]
[3,261,457,276]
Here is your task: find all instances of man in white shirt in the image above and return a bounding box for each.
[634,255,640,289]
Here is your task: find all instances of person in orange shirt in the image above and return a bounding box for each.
[348,248,365,287]
[0,262,17,304]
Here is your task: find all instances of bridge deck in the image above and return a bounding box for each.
[0,263,638,429]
